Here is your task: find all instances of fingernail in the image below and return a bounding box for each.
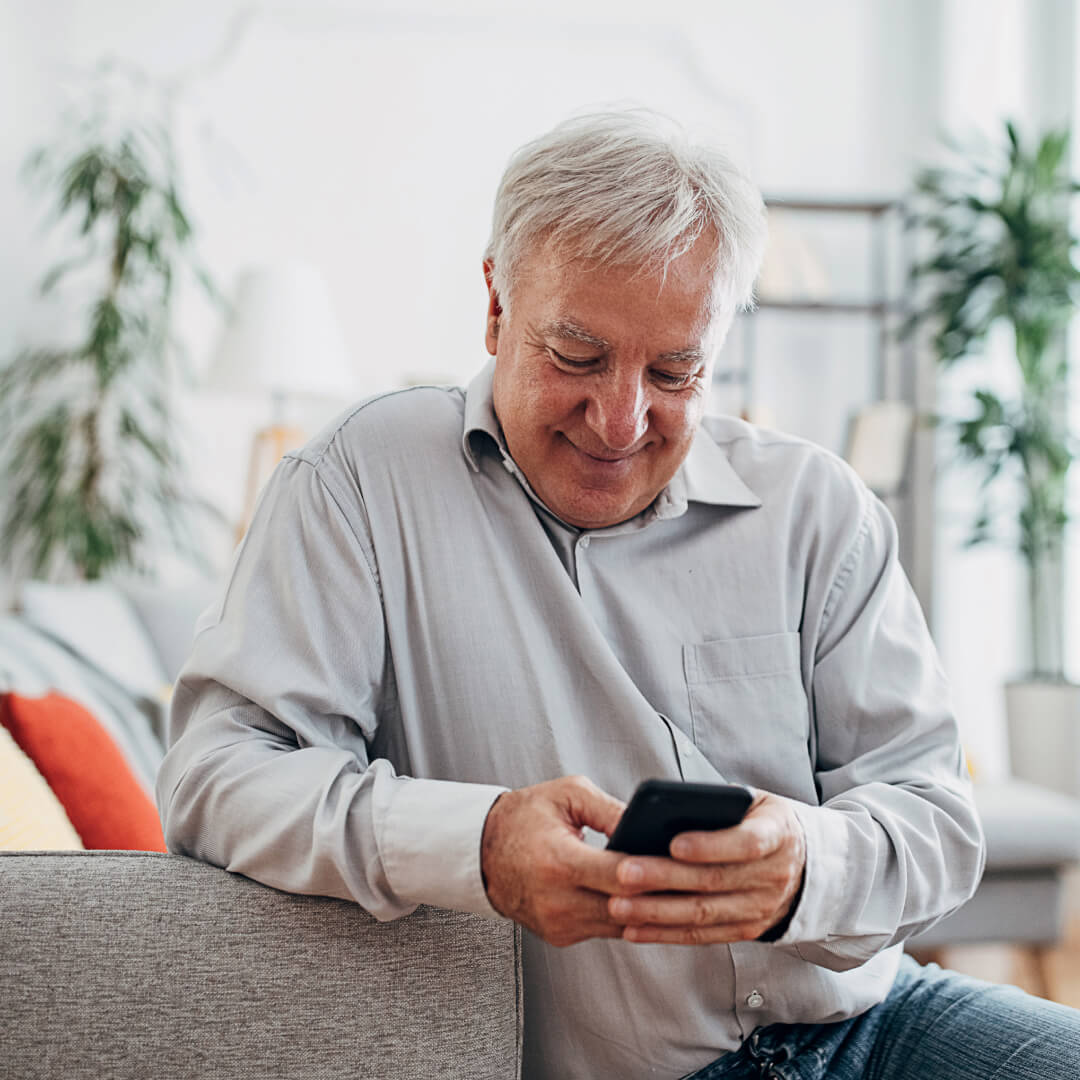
[670,838,690,857]
[621,862,644,885]
[611,898,632,918]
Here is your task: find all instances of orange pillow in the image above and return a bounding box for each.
[0,691,166,852]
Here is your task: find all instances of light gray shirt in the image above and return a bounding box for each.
[158,362,984,1080]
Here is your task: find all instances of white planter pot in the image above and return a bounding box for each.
[1005,679,1080,797]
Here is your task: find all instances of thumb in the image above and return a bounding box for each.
[561,776,626,838]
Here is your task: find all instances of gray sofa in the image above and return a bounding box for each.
[1,850,523,1080]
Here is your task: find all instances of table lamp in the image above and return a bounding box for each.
[208,263,356,537]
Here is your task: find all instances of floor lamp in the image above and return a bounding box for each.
[207,264,356,540]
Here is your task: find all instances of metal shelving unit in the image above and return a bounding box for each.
[721,197,933,612]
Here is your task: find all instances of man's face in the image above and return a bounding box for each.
[486,236,726,529]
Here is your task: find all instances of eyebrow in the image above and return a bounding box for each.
[538,318,705,366]
[656,346,706,366]
[539,319,611,351]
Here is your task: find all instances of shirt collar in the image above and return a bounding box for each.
[461,359,761,513]
[676,426,762,511]
[462,358,504,469]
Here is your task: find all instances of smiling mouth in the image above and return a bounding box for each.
[565,439,631,460]
[559,432,648,471]
[565,442,646,472]
[579,449,632,463]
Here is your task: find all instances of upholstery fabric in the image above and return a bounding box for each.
[0,851,523,1080]
[0,692,166,851]
[0,724,84,850]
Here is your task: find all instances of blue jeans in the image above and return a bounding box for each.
[684,954,1080,1079]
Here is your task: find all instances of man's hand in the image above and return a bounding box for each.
[606,791,806,945]
[481,775,628,947]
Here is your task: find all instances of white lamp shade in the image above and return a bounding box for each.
[209,264,356,399]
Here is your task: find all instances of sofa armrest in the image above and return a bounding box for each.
[0,851,522,1080]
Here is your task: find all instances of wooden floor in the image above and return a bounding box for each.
[921,870,1080,1008]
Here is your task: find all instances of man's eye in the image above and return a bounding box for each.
[653,370,696,389]
[550,350,597,370]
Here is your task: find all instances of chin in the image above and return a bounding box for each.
[557,493,639,530]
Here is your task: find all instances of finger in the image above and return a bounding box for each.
[528,886,630,947]
[560,775,626,837]
[546,921,626,948]
[609,890,771,927]
[614,851,787,896]
[668,804,788,865]
[556,838,635,896]
[535,885,625,928]
[622,922,766,946]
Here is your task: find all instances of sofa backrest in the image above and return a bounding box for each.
[1,850,522,1079]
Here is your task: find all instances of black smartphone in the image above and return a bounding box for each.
[606,779,754,857]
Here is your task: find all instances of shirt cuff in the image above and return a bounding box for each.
[378,777,509,919]
[773,799,852,945]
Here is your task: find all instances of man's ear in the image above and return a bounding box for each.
[483,259,502,357]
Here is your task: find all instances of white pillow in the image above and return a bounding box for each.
[18,581,169,701]
[118,578,219,683]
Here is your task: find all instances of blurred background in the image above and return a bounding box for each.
[4,0,1080,1001]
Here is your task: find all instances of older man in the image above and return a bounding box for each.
[158,112,1080,1079]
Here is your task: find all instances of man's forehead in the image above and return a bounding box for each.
[527,241,724,315]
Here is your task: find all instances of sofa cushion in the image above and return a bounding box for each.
[0,692,166,852]
[117,577,219,683]
[0,725,84,850]
[18,581,170,700]
[975,779,1080,869]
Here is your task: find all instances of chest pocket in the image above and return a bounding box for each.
[682,632,812,797]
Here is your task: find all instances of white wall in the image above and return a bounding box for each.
[5,0,1072,779]
[930,0,1077,780]
[3,0,944,536]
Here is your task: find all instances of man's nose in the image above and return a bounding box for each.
[584,373,649,451]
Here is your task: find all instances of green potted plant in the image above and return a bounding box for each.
[0,64,223,583]
[906,120,1080,794]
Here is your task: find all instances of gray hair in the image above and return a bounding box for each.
[484,110,767,319]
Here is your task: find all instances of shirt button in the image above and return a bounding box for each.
[746,990,765,1009]
[579,535,590,549]
[679,741,694,759]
